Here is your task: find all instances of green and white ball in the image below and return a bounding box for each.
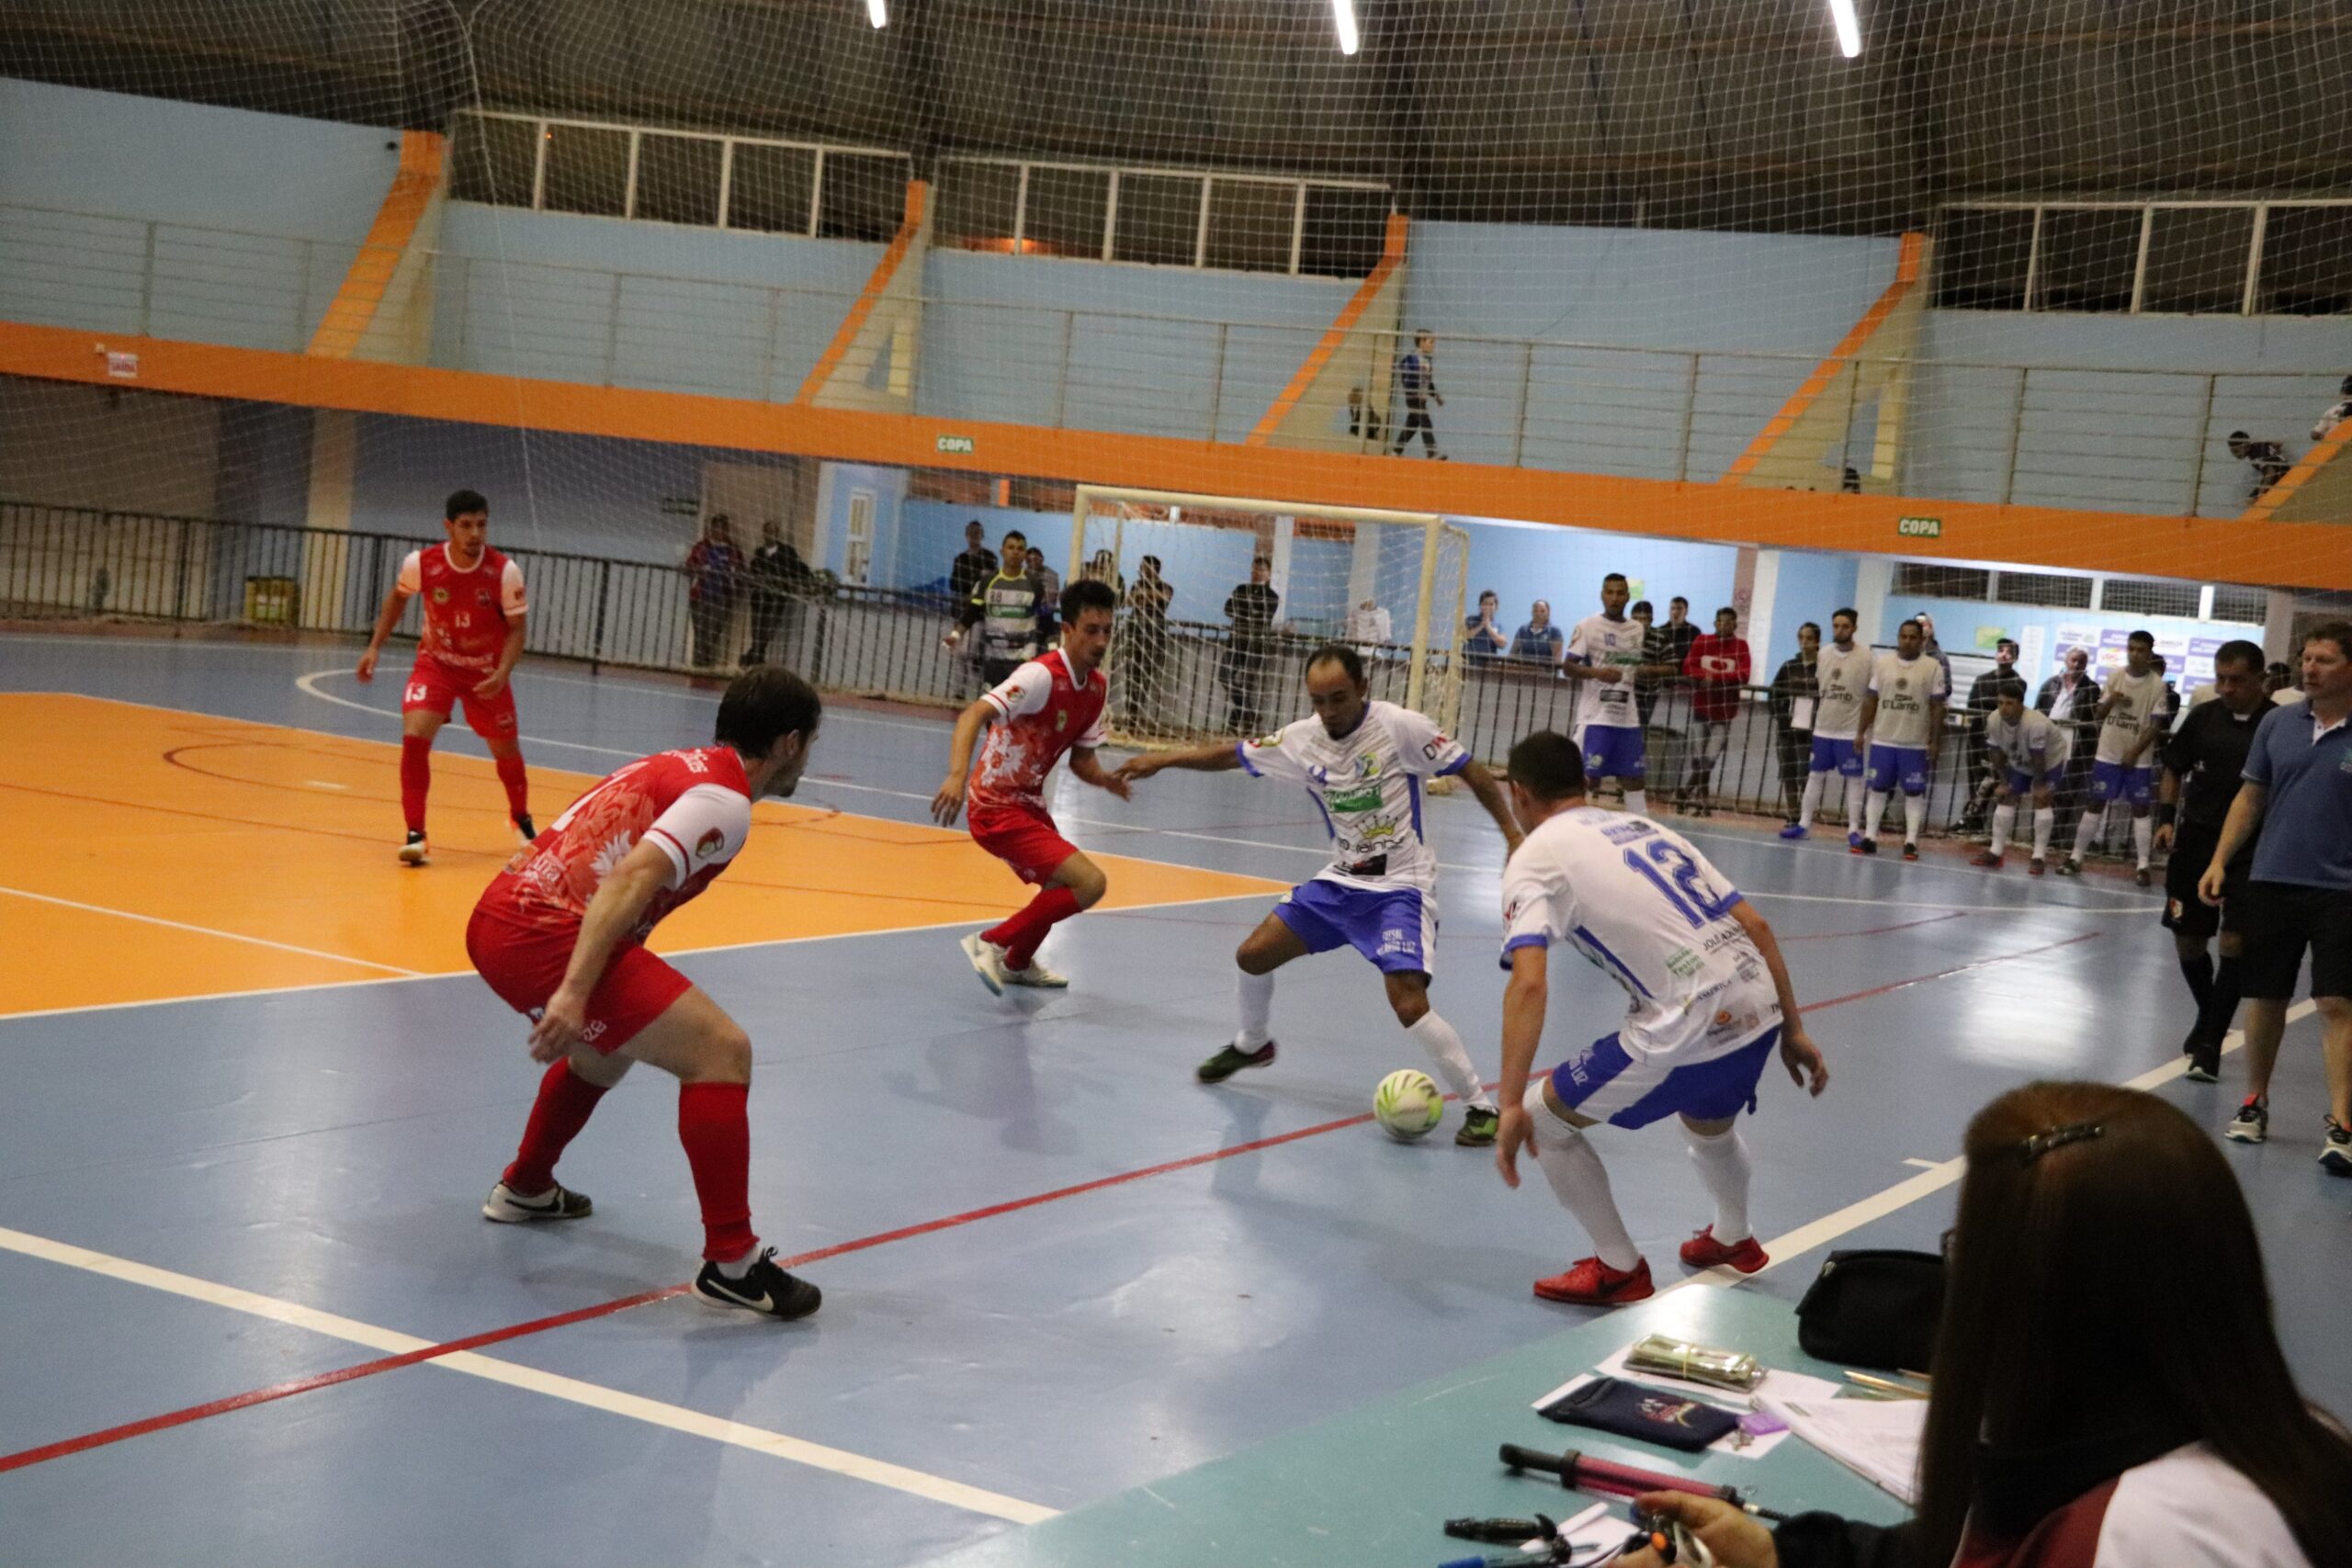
[1373,1068,1444,1142]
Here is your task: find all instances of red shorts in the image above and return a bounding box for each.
[403,656,518,740]
[968,803,1078,886]
[465,908,693,1055]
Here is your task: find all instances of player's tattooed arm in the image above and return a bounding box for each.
[931,697,996,823]
[356,581,415,682]
[1068,746,1132,801]
[1114,741,1246,782]
[1731,898,1827,1098]
[1459,759,1524,856]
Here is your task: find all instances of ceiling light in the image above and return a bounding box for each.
[1332,0,1360,56]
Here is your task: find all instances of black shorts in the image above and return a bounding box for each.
[2232,880,2352,1002]
[2161,821,2248,942]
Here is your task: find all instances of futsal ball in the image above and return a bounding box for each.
[1373,1069,1445,1142]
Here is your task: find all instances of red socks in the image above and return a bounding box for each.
[494,751,529,821]
[984,885,1083,970]
[503,1059,609,1195]
[678,1081,756,1262]
[400,734,432,834]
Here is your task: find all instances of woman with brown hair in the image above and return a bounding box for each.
[1623,1081,2352,1568]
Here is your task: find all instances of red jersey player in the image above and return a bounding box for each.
[467,666,825,1320]
[931,576,1129,993]
[356,488,532,864]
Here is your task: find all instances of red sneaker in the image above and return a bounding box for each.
[1533,1255,1654,1305]
[1679,1226,1769,1274]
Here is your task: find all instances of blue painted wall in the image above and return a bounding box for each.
[1396,224,1904,479]
[915,253,1352,440]
[433,206,883,400]
[1905,311,2352,518]
[814,463,911,587]
[1770,549,1863,631]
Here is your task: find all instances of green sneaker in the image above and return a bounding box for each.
[1196,1041,1277,1084]
[1455,1106,1500,1147]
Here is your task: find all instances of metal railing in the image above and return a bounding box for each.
[2,198,2341,519]
[7,499,2172,847]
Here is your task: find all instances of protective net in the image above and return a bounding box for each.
[2,0,2349,847]
[1066,485,1464,750]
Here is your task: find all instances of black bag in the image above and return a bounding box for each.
[1794,1248,1944,1371]
[1535,1375,1740,1453]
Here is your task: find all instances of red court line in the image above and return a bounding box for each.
[0,926,2098,1472]
[1781,910,1964,942]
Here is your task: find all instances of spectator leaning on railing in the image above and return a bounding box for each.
[1464,589,1511,665]
[2227,431,2291,502]
[1510,600,1564,666]
[2312,373,2352,442]
[684,513,744,670]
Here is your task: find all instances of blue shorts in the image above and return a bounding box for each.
[1272,880,1438,976]
[1865,743,1929,795]
[2089,760,2153,807]
[1577,723,1645,783]
[2006,768,2041,797]
[1808,736,1862,777]
[1549,1028,1781,1130]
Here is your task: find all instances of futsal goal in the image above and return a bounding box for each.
[1066,484,1467,753]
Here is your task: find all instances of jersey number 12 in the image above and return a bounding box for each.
[1623,840,1735,929]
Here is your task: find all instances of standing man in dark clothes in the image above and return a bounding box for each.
[1390,330,1445,459]
[949,519,995,603]
[2159,639,2274,1083]
[1220,554,1281,734]
[742,520,814,667]
[946,529,1048,689]
[1960,637,2021,830]
[1770,622,1822,831]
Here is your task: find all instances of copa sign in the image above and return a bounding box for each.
[1896,515,1943,539]
[935,434,976,455]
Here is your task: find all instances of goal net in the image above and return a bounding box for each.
[1067,485,1465,752]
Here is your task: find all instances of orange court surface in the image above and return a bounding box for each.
[0,691,1283,1017]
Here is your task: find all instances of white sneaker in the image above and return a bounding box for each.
[398,830,430,866]
[960,932,1010,997]
[1001,958,1069,988]
[481,1180,592,1223]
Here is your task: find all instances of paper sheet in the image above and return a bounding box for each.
[1761,1393,1928,1504]
[1791,696,1816,731]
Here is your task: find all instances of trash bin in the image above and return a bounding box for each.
[243,576,299,626]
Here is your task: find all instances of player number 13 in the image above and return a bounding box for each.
[1623,839,1734,928]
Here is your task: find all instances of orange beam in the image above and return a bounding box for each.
[306,130,446,360]
[1718,231,1926,485]
[9,317,2351,589]
[793,179,927,404]
[2240,418,2351,523]
[1244,210,1408,446]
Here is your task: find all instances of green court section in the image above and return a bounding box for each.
[921,1288,1911,1567]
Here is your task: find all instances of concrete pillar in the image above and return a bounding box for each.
[1744,547,1781,670]
[2265,589,2298,663]
[1853,555,1894,647]
[298,409,356,630]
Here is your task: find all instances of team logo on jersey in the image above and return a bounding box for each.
[1054,711,1068,731]
[1895,677,1908,691]
[695,828,725,859]
[431,587,450,605]
[476,589,493,607]
[1255,733,1283,750]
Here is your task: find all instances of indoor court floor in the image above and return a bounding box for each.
[3,632,2346,1567]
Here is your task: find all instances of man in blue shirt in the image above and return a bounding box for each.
[1390,330,1444,459]
[2201,619,2352,1170]
[1510,600,1565,667]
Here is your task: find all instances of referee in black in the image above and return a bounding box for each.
[2154,639,2272,1081]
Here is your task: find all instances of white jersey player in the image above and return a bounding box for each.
[1853,617,1950,860]
[1492,730,1826,1306]
[1786,607,1874,844]
[1974,682,2072,874]
[1559,574,1661,813]
[2064,630,2167,883]
[1119,645,1524,1145]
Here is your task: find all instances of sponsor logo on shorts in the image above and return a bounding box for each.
[581,1020,607,1043]
[695,828,725,859]
[1378,926,1417,956]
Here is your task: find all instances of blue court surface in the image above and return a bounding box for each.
[4,632,2347,1567]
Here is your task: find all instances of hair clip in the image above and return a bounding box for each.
[2018,1122,2104,1162]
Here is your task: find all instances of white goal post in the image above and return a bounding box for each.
[1066,484,1469,756]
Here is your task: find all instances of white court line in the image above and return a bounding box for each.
[1901,1158,1940,1169]
[1662,998,2322,1298]
[0,886,422,977]
[0,1224,1056,1524]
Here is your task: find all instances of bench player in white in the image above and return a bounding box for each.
[1118,645,1523,1146]
[1854,617,1950,861]
[1492,730,1827,1304]
[2061,629,2167,885]
[1561,572,1667,815]
[1973,679,2071,874]
[1783,606,1872,846]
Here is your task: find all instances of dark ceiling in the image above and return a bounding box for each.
[4,0,2348,235]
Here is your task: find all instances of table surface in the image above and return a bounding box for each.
[921,1285,1915,1567]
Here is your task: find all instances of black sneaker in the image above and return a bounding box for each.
[398,829,430,866]
[481,1180,593,1223]
[1196,1041,1277,1084]
[1455,1106,1500,1147]
[1902,842,1919,862]
[694,1247,821,1321]
[2322,1118,2352,1178]
[2055,859,2083,878]
[2223,1095,2268,1144]
[1857,838,1879,856]
[514,813,537,843]
[2184,1043,2222,1085]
